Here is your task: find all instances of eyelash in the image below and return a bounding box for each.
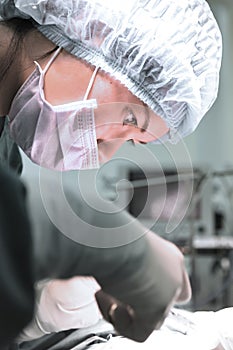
[123,109,138,127]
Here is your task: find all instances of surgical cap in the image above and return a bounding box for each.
[0,0,222,142]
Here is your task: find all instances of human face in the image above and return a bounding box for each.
[22,47,169,165]
[94,102,169,164]
[86,71,169,164]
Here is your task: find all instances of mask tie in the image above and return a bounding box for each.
[42,47,62,75]
[83,66,99,101]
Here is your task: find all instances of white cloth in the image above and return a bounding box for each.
[214,308,233,350]
[89,307,233,350]
[18,276,102,342]
[18,274,233,349]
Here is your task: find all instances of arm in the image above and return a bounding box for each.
[0,166,34,347]
[25,172,191,342]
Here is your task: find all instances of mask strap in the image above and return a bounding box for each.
[42,47,62,74]
[83,66,99,101]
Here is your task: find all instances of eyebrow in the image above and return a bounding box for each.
[140,105,150,133]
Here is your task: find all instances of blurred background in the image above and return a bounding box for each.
[22,0,233,313]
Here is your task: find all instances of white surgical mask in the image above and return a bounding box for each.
[8,47,99,171]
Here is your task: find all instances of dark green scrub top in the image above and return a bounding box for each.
[0,117,22,174]
[0,117,34,347]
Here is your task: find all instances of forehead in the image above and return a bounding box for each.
[90,68,145,105]
[43,49,148,107]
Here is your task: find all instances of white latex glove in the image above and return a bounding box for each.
[18,276,102,342]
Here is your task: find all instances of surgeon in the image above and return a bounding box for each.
[0,0,222,348]
[0,0,221,170]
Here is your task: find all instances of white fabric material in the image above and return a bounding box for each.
[8,48,100,170]
[214,308,233,350]
[89,307,233,350]
[18,276,102,342]
[18,273,233,349]
[0,0,222,143]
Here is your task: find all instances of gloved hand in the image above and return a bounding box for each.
[18,276,102,342]
[93,290,148,341]
[93,231,191,342]
[25,172,191,342]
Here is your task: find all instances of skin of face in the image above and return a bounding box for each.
[0,28,169,164]
[42,49,169,164]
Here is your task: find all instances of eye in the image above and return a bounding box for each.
[123,108,138,127]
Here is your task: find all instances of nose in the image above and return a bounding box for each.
[97,138,126,164]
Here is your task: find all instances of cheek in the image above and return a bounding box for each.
[94,104,124,138]
[95,125,127,141]
[90,75,119,104]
